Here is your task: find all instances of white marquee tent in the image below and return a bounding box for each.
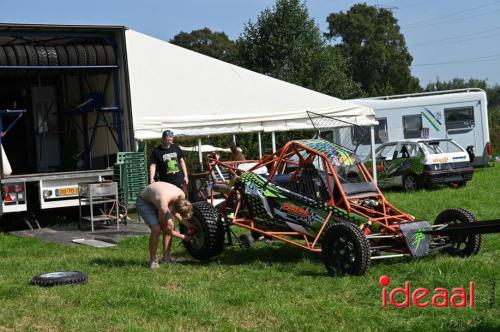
[125,30,377,140]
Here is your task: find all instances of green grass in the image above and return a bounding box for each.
[1,167,500,331]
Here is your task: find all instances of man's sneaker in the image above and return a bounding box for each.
[160,256,177,264]
[149,260,160,269]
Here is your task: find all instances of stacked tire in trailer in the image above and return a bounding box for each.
[0,44,116,66]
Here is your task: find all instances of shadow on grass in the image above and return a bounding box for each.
[89,258,143,268]
[176,243,319,267]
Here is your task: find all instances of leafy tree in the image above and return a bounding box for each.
[237,0,363,99]
[326,3,420,96]
[425,78,487,92]
[170,28,237,63]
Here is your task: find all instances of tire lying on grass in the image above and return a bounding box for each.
[322,222,371,277]
[180,201,225,261]
[31,271,87,287]
[434,208,482,257]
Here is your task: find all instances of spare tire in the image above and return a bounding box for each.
[35,46,48,66]
[103,45,116,65]
[45,46,58,66]
[181,201,225,260]
[31,271,87,287]
[14,45,27,66]
[0,47,7,65]
[85,45,97,66]
[24,45,38,66]
[65,45,78,66]
[4,46,17,66]
[75,45,87,66]
[55,45,68,66]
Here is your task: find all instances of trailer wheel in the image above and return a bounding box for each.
[434,208,481,257]
[322,222,371,277]
[181,201,225,261]
[403,174,419,192]
[31,271,87,287]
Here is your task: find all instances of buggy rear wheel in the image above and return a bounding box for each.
[322,222,370,277]
[181,201,225,260]
[434,208,481,257]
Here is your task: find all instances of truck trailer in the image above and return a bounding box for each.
[0,23,134,219]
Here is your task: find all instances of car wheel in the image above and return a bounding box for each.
[403,174,418,192]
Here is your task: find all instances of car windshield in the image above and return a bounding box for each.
[421,140,463,154]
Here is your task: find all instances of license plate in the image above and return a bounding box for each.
[56,187,79,196]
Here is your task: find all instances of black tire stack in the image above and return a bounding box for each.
[0,44,115,66]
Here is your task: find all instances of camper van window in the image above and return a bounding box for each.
[351,118,388,145]
[444,107,474,129]
[403,115,422,139]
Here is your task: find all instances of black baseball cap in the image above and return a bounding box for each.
[162,129,174,137]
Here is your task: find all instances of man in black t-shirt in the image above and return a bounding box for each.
[149,130,189,189]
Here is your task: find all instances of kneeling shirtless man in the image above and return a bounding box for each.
[136,182,194,268]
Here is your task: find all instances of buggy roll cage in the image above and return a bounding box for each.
[205,139,415,253]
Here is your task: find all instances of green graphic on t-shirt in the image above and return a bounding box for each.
[166,159,179,174]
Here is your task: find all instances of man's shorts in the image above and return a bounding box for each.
[136,196,173,228]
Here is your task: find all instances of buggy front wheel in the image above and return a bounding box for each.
[322,222,371,277]
[181,201,225,260]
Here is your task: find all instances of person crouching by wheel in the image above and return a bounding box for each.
[136,182,195,269]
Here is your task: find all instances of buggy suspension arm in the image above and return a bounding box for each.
[424,219,500,236]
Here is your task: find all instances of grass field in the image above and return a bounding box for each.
[1,166,499,331]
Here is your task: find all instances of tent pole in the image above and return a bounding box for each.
[370,126,377,184]
[198,138,203,171]
[258,132,262,158]
[271,132,276,153]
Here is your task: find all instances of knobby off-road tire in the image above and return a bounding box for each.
[181,201,225,260]
[434,208,482,257]
[322,222,371,277]
[35,46,48,66]
[31,271,87,287]
[45,46,58,66]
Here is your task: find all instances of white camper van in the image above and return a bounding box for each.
[348,89,492,167]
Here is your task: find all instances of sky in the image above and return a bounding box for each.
[1,0,499,87]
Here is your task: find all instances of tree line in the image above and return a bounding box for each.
[157,0,499,164]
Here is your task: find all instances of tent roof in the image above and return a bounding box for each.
[125,30,376,140]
